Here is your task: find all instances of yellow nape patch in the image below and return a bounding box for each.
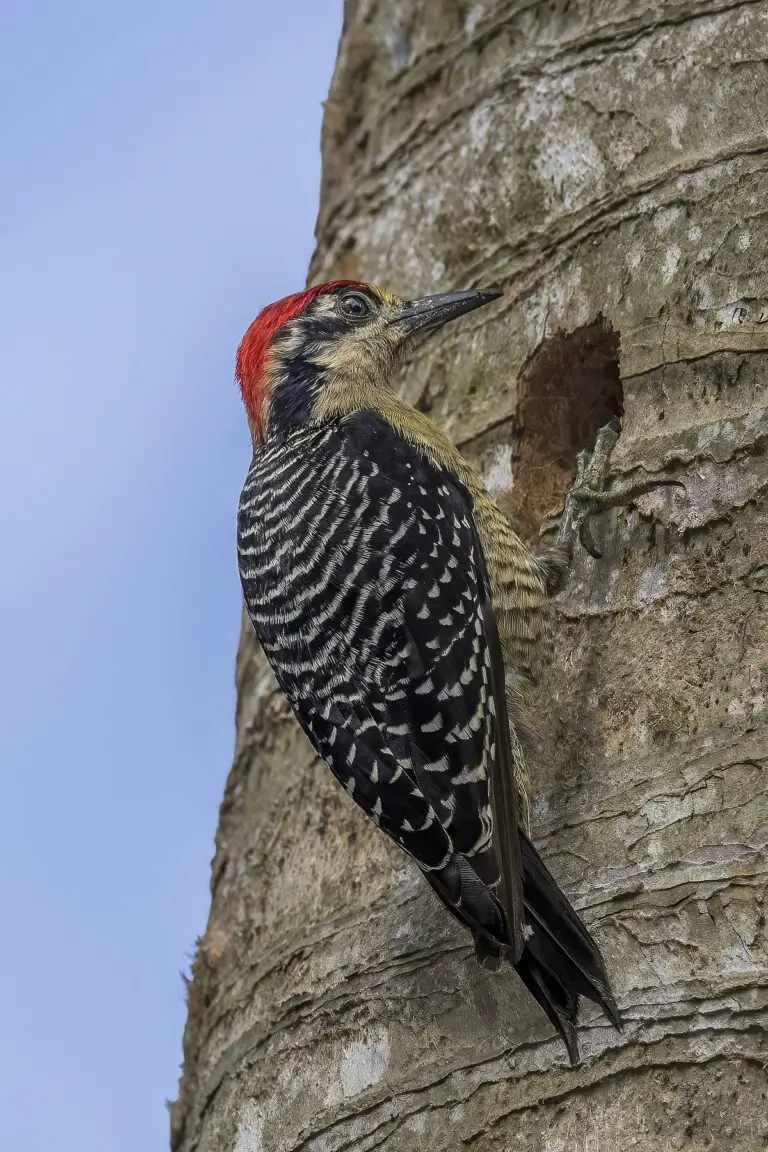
[377,288,400,307]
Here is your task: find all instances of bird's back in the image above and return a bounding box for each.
[238,422,405,700]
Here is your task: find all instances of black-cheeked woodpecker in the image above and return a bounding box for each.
[235,279,626,1063]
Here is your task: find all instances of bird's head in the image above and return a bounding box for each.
[236,280,501,441]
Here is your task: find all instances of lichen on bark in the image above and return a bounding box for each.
[172,3,768,1149]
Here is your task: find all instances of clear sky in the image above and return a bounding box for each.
[0,3,343,1149]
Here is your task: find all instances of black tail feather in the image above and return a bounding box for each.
[462,832,621,1062]
[518,831,623,1033]
[425,834,621,1063]
[516,959,580,1065]
[508,831,621,1061]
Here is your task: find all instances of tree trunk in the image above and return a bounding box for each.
[172,3,768,1149]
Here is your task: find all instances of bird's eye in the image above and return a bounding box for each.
[338,291,372,321]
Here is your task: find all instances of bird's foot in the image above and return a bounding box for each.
[538,419,684,591]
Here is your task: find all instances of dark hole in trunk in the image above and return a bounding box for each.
[505,316,623,539]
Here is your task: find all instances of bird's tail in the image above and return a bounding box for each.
[486,830,621,1064]
[425,833,621,1063]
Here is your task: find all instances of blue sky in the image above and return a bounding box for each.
[0,3,342,1148]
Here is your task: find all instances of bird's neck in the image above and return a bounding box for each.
[265,353,328,440]
[265,354,396,440]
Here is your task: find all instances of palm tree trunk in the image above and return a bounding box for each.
[172,2,768,1148]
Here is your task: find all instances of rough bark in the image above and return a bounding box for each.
[172,2,768,1149]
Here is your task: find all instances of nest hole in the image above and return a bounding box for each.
[505,317,623,539]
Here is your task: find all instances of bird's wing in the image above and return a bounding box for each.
[287,412,525,957]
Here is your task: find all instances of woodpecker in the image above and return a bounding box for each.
[235,279,622,1063]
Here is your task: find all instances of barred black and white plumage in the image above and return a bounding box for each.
[235,279,622,1063]
[239,412,523,937]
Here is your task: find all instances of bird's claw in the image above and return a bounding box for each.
[551,420,685,563]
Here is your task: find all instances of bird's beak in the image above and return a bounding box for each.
[388,286,502,337]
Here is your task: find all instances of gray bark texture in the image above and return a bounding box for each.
[172,2,768,1149]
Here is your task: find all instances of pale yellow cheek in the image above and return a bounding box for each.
[311,328,397,375]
